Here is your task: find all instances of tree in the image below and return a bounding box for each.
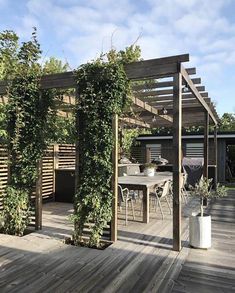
[0,30,19,79]
[42,57,69,74]
[219,113,235,131]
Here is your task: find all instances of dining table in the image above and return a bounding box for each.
[118,171,172,223]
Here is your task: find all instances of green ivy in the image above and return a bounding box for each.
[0,186,30,235]
[0,28,55,235]
[73,59,131,247]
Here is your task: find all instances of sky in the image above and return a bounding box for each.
[0,0,235,116]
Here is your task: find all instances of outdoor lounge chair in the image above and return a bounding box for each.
[118,184,135,225]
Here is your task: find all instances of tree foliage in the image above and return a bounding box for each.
[219,113,235,131]
[42,57,69,74]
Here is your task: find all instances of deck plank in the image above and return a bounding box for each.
[1,190,234,293]
[172,189,235,293]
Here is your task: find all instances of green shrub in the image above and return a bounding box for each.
[0,186,30,235]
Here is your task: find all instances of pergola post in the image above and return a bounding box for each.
[35,159,42,230]
[146,147,151,163]
[203,111,209,178]
[172,70,182,252]
[214,126,218,189]
[111,114,118,242]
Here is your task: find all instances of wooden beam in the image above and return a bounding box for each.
[191,77,201,84]
[130,96,173,123]
[0,63,196,95]
[172,71,182,252]
[132,81,173,91]
[146,147,151,163]
[111,114,118,242]
[125,62,179,80]
[119,117,151,128]
[139,92,208,103]
[131,77,201,92]
[126,54,189,74]
[40,71,76,89]
[181,65,218,125]
[186,68,196,75]
[203,111,209,178]
[147,102,211,111]
[135,86,206,98]
[148,98,211,108]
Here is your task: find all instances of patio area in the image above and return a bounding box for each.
[0,196,197,292]
[0,52,229,293]
[0,190,234,292]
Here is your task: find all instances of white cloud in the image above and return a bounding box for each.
[16,15,39,39]
[5,0,234,115]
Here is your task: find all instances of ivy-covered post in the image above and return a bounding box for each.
[73,57,131,247]
[111,114,118,242]
[74,87,81,241]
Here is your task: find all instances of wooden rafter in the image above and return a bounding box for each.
[180,65,218,125]
[119,117,151,128]
[131,77,201,91]
[134,86,205,98]
[129,96,173,123]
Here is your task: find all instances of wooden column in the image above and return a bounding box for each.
[111,114,118,242]
[146,147,151,163]
[172,70,182,252]
[203,111,209,178]
[35,159,42,230]
[214,126,218,189]
[53,144,59,198]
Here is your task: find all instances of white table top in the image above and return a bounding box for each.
[118,172,172,188]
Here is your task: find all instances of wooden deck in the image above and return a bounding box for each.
[0,191,234,292]
[172,189,235,293]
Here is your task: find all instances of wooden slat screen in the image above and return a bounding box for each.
[0,145,8,211]
[148,145,162,161]
[57,144,76,169]
[130,146,144,163]
[42,145,55,201]
[186,143,204,157]
[0,145,36,226]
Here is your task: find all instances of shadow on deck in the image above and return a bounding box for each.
[172,189,235,293]
[0,196,198,292]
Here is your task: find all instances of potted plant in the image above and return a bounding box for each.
[189,177,227,249]
[143,163,156,177]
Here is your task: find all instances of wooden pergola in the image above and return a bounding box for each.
[0,53,219,251]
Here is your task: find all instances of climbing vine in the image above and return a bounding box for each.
[0,28,55,235]
[73,54,134,247]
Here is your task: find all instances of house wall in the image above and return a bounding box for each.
[136,138,216,164]
[131,137,227,182]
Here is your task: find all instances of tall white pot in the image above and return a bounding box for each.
[189,213,211,249]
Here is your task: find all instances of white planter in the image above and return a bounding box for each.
[189,213,211,249]
[144,168,155,177]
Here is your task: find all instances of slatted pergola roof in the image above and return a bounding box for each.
[0,53,219,129]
